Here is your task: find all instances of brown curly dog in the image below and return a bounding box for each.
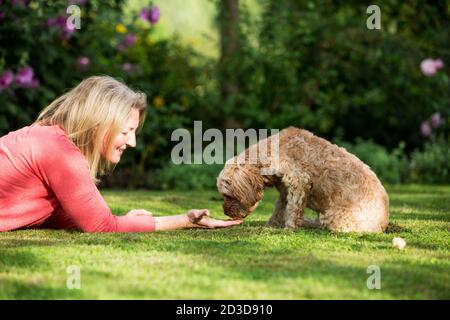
[217,127,389,233]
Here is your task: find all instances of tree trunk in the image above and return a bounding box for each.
[218,0,241,128]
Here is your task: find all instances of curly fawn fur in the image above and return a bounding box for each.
[217,127,389,233]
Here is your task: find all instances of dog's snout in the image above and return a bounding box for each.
[222,198,241,219]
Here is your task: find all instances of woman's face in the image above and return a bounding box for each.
[104,108,140,164]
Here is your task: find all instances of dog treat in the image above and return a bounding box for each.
[392,237,407,250]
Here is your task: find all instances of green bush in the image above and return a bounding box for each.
[156,163,223,191]
[226,0,450,152]
[155,136,450,188]
[336,138,408,184]
[2,1,449,187]
[408,136,450,184]
[0,0,212,188]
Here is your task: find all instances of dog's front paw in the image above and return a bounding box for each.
[283,221,298,229]
[267,218,284,228]
[299,217,320,229]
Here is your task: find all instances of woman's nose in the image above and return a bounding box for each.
[126,133,136,148]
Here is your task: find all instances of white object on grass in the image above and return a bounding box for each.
[392,237,406,250]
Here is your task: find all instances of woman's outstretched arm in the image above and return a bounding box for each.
[127,209,242,231]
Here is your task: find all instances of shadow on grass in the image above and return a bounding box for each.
[386,185,450,196]
[0,249,46,270]
[0,278,84,299]
[245,220,412,234]
[393,212,450,222]
[0,249,84,299]
[390,196,450,213]
[385,222,409,233]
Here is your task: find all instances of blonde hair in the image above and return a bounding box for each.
[35,75,147,184]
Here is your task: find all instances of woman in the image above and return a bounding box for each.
[0,76,241,232]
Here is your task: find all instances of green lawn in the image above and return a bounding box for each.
[0,185,449,299]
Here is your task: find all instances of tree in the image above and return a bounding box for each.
[218,0,241,128]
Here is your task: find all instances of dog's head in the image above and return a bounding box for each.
[216,163,265,219]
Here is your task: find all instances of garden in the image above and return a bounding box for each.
[0,0,449,300]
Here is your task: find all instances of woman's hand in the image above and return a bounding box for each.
[186,209,243,229]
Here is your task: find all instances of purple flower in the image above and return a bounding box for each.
[30,78,40,89]
[430,112,442,128]
[124,34,137,46]
[15,66,34,86]
[139,8,150,21]
[434,59,444,70]
[76,56,90,71]
[149,6,160,24]
[421,59,437,76]
[61,18,77,40]
[77,56,90,66]
[15,66,39,90]
[122,63,133,73]
[47,18,57,27]
[47,15,76,41]
[420,58,445,76]
[64,21,77,33]
[47,16,66,27]
[116,34,137,51]
[0,70,14,91]
[139,6,160,25]
[420,121,432,137]
[0,11,5,21]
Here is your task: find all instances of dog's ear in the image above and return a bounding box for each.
[230,164,265,208]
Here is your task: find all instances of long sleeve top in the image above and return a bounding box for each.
[0,124,155,233]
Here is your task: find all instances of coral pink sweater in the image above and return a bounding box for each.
[0,124,155,233]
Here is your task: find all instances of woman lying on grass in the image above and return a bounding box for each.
[0,76,242,233]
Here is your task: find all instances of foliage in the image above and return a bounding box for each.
[1,1,449,187]
[155,163,223,190]
[336,138,408,184]
[408,135,450,184]
[225,0,449,152]
[0,0,212,188]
